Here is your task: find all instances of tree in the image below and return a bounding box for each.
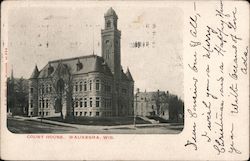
[152,90,168,116]
[168,94,184,123]
[49,63,75,120]
[152,90,184,123]
[7,77,29,116]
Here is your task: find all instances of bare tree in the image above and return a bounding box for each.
[49,63,75,120]
[152,90,168,116]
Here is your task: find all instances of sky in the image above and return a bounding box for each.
[6,3,184,99]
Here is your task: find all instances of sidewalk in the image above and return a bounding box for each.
[11,116,173,130]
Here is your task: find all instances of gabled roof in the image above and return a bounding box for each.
[121,70,129,81]
[37,55,113,78]
[30,65,39,79]
[125,68,134,81]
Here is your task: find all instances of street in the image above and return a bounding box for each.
[7,117,183,134]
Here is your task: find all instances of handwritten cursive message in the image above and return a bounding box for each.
[185,0,248,157]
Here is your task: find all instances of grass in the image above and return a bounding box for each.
[44,116,151,126]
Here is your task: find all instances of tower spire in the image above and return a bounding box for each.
[30,64,39,79]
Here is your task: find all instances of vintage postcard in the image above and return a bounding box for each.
[1,0,249,160]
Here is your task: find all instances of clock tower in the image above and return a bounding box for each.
[101,7,122,116]
[101,7,121,81]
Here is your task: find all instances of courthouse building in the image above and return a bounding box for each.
[28,8,134,118]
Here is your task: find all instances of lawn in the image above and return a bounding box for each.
[44,116,151,126]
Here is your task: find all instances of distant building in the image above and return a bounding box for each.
[28,8,134,118]
[134,90,169,120]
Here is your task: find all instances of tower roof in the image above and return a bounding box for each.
[105,7,118,17]
[126,67,134,81]
[30,65,39,79]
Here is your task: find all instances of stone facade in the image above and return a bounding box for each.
[28,8,134,118]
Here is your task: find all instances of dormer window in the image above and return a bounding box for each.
[48,64,54,75]
[76,59,83,71]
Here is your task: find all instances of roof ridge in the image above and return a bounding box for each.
[49,54,101,63]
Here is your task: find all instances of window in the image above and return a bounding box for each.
[89,80,92,91]
[75,98,79,107]
[30,88,33,94]
[90,112,92,116]
[96,112,100,116]
[84,81,87,91]
[76,61,83,71]
[46,112,48,116]
[30,112,33,116]
[79,82,82,91]
[84,98,87,107]
[75,82,78,92]
[96,80,100,91]
[72,98,75,107]
[46,99,49,108]
[39,112,41,116]
[90,97,92,107]
[106,49,110,59]
[80,98,83,107]
[96,97,100,107]
[107,20,111,28]
[84,112,87,116]
[80,112,82,116]
[75,112,78,116]
[30,100,33,108]
[39,100,42,108]
[42,100,45,108]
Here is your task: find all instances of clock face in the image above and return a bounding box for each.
[106,40,110,45]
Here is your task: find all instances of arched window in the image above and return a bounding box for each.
[107,20,111,28]
[96,80,100,91]
[76,60,83,71]
[79,82,82,91]
[75,82,78,92]
[84,81,87,91]
[89,80,92,91]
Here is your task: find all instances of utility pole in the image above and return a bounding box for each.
[40,85,45,123]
